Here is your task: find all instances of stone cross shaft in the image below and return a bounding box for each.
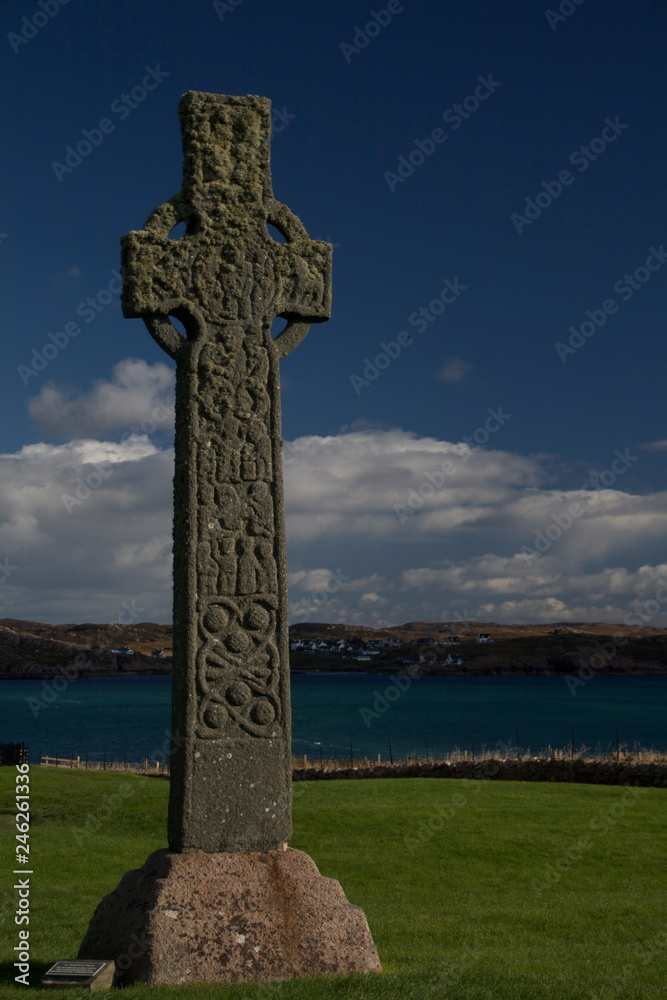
[122,92,332,852]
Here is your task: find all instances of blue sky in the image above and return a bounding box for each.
[1,0,666,627]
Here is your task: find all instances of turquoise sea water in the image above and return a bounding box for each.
[0,673,665,763]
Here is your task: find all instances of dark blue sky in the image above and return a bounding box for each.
[1,0,666,626]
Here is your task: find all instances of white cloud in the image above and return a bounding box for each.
[360,592,386,605]
[284,428,542,542]
[28,359,175,439]
[400,557,667,625]
[4,384,667,627]
[0,437,173,623]
[288,568,344,592]
[282,431,667,625]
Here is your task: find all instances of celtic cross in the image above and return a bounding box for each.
[122,92,332,852]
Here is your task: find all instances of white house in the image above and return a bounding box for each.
[476,633,493,643]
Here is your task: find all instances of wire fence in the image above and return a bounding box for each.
[27,736,667,775]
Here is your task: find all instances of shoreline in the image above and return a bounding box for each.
[2,665,667,681]
[290,665,667,676]
[0,666,667,684]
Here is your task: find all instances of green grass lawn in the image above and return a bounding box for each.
[1,769,666,998]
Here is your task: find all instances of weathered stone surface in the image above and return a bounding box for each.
[82,92,379,986]
[121,92,332,853]
[78,848,381,984]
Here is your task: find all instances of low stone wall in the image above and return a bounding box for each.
[292,758,667,788]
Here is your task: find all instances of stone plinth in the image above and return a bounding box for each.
[78,848,381,985]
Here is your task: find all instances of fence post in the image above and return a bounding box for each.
[388,741,393,764]
[349,743,354,768]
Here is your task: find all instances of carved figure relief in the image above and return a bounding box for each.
[122,94,331,791]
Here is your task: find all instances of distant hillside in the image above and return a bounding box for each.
[0,620,172,680]
[289,621,667,675]
[0,618,172,653]
[289,620,667,643]
[1,618,666,680]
